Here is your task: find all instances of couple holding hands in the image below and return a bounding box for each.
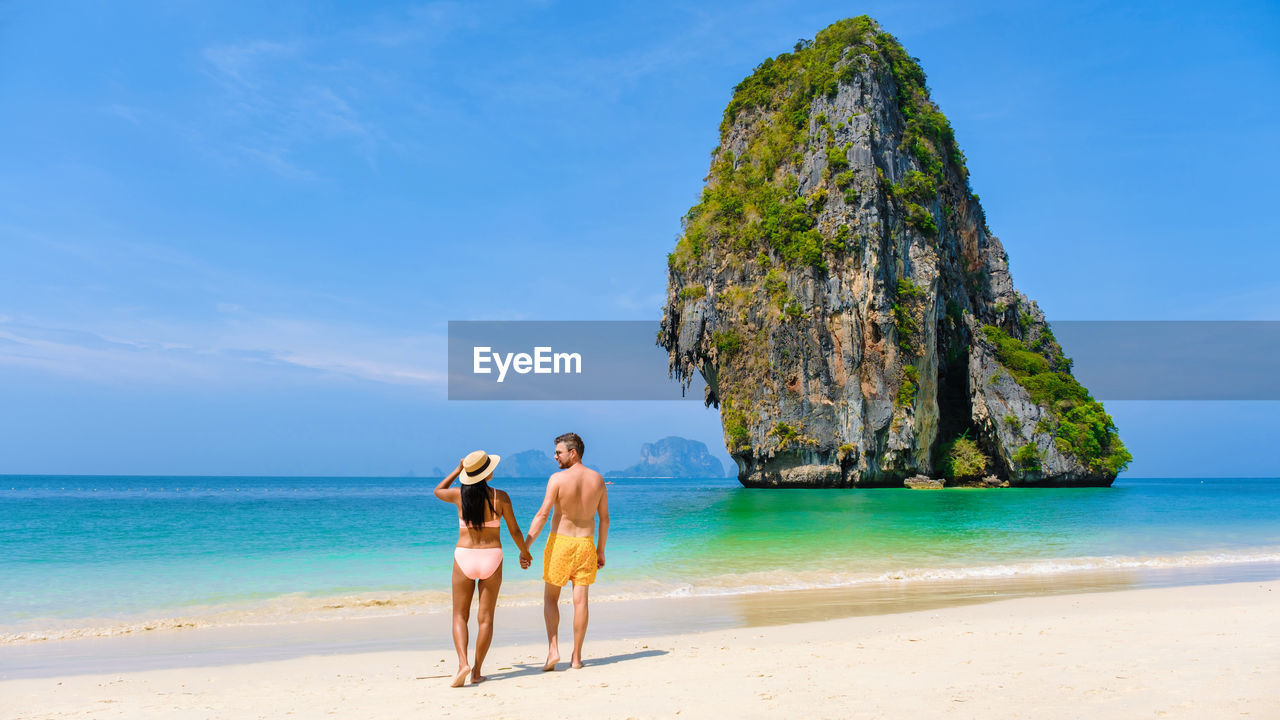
[433,432,609,688]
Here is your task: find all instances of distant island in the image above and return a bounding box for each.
[492,449,559,478]
[606,436,726,478]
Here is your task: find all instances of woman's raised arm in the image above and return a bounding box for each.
[432,461,464,503]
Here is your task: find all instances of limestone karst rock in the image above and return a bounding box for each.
[658,16,1131,487]
[605,436,726,478]
[492,449,559,478]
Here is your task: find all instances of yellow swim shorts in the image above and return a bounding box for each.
[542,533,597,587]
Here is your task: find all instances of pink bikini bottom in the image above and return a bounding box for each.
[454,547,503,580]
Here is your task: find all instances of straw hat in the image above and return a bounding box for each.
[459,450,501,485]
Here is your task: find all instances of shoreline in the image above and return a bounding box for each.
[4,579,1277,719]
[5,548,1279,647]
[4,559,1278,681]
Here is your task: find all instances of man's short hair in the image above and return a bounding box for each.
[555,432,584,458]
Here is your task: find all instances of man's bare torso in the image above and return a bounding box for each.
[550,464,605,537]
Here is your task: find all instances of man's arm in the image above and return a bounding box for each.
[595,485,609,569]
[524,477,557,546]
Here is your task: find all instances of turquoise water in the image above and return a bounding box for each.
[2,475,1279,639]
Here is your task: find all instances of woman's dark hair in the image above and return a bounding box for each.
[460,480,497,529]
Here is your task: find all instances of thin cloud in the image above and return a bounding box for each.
[357,1,489,47]
[231,143,319,181]
[613,288,667,314]
[101,103,146,125]
[197,38,378,178]
[443,7,740,113]
[0,324,225,385]
[273,351,444,385]
[203,41,298,88]
[0,317,447,389]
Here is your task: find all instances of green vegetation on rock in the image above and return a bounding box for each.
[722,401,751,451]
[905,202,937,234]
[770,421,799,443]
[982,325,1132,475]
[896,278,926,300]
[679,284,707,300]
[714,330,743,356]
[896,364,919,408]
[938,432,987,480]
[768,421,816,450]
[893,279,926,355]
[1012,442,1042,471]
[668,15,970,277]
[881,41,967,183]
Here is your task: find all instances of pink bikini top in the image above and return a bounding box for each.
[460,517,502,529]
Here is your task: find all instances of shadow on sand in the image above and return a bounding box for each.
[463,649,670,683]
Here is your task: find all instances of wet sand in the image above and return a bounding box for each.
[4,578,1279,718]
[4,560,1278,680]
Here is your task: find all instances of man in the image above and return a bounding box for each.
[525,432,609,671]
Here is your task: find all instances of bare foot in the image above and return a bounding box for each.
[470,673,486,684]
[571,657,584,670]
[542,652,560,672]
[450,666,470,688]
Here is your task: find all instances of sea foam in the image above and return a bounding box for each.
[5,547,1277,645]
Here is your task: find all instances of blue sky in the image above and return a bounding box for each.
[2,0,1278,476]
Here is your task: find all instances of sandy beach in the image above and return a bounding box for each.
[5,579,1277,719]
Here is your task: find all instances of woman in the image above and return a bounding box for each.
[433,450,532,687]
